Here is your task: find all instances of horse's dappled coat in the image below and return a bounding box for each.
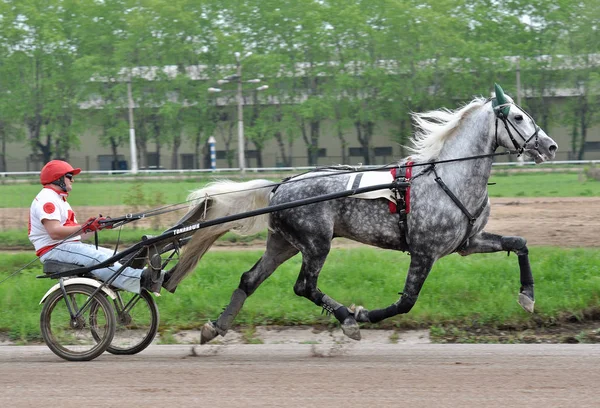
[165,88,558,342]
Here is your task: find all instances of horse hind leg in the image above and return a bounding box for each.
[292,244,362,341]
[200,233,299,344]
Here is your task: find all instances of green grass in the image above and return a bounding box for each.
[1,247,599,343]
[488,171,600,197]
[0,171,597,208]
[0,179,210,208]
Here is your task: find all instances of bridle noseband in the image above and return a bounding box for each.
[492,100,540,156]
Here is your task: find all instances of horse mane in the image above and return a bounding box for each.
[407,97,488,161]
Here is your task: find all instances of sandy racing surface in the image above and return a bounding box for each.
[1,343,599,407]
[485,197,600,247]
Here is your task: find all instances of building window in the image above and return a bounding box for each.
[348,147,363,157]
[180,154,195,169]
[146,152,159,168]
[374,147,393,156]
[97,155,127,171]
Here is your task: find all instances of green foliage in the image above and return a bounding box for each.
[0,0,597,168]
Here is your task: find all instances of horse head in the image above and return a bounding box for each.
[492,83,557,163]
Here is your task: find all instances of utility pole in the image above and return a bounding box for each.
[127,77,139,174]
[516,57,524,165]
[516,57,522,106]
[208,52,268,173]
[236,53,245,173]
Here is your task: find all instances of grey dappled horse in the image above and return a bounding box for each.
[164,85,557,342]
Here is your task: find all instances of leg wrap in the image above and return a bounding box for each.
[501,236,527,252]
[215,288,247,335]
[517,248,534,300]
[367,293,417,323]
[320,294,350,323]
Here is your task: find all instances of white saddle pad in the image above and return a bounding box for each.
[345,171,395,202]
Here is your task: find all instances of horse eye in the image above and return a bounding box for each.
[515,114,524,121]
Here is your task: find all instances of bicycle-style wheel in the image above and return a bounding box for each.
[92,289,159,355]
[40,284,115,361]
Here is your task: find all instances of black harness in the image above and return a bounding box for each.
[389,163,414,252]
[494,102,540,156]
[430,163,488,252]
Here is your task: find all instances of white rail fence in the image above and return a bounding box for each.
[0,160,598,178]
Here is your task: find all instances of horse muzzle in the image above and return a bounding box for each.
[525,135,558,164]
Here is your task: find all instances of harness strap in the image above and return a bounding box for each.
[431,165,477,224]
[430,164,488,251]
[389,162,414,253]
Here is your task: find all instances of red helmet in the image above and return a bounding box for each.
[40,160,81,185]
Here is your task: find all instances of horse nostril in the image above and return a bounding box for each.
[549,144,557,153]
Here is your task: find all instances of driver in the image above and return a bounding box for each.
[28,160,164,294]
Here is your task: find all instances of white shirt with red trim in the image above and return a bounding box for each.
[29,187,81,256]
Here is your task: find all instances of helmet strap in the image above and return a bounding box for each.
[50,176,68,193]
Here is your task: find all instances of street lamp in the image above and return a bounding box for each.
[208,52,268,173]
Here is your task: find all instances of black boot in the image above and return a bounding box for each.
[141,268,164,293]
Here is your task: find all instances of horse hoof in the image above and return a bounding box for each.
[200,321,219,344]
[341,317,361,341]
[518,293,535,313]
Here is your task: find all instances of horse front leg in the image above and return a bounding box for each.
[457,231,534,313]
[354,255,435,324]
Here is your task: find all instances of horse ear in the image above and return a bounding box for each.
[493,83,510,117]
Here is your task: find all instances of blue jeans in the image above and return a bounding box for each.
[40,242,143,293]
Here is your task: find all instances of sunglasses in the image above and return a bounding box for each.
[65,173,74,181]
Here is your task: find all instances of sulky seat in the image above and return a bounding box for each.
[43,260,86,276]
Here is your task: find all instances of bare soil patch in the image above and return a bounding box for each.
[3,197,600,247]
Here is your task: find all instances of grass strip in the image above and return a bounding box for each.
[1,247,598,343]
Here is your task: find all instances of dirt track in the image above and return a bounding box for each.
[3,197,600,247]
[1,344,599,407]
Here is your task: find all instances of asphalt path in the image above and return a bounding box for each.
[0,343,598,407]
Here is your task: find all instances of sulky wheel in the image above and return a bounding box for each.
[40,284,115,361]
[91,289,159,355]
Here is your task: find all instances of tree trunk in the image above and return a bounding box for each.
[355,121,374,165]
[171,134,181,169]
[308,120,320,166]
[274,131,291,167]
[0,122,6,172]
[110,137,119,170]
[156,142,161,169]
[38,131,53,163]
[577,99,588,160]
[226,122,235,168]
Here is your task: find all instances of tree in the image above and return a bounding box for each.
[559,0,600,159]
[0,2,25,171]
[15,0,98,165]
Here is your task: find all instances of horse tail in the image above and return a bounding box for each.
[163,179,275,292]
